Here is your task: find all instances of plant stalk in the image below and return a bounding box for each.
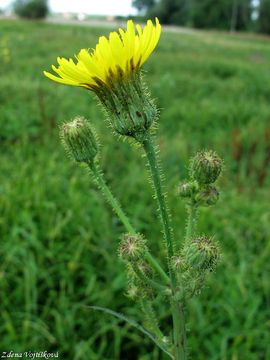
[88,160,134,234]
[141,134,175,270]
[140,300,165,341]
[88,160,169,284]
[172,301,187,360]
[141,133,187,360]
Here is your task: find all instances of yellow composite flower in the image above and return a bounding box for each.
[44,18,161,91]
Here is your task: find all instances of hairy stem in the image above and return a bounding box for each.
[141,134,175,271]
[88,160,169,283]
[140,300,165,340]
[141,134,187,360]
[88,160,134,233]
[172,301,187,360]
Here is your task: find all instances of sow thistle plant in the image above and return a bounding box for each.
[44,18,223,360]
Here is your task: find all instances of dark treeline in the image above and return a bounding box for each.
[132,0,270,34]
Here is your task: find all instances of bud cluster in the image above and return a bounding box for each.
[179,150,223,207]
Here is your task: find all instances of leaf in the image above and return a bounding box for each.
[88,305,174,359]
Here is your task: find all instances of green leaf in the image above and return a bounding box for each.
[88,305,173,359]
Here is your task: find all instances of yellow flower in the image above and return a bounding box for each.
[44,18,161,91]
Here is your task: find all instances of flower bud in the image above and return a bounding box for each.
[126,285,139,300]
[183,236,220,271]
[60,116,98,163]
[195,185,219,206]
[178,181,198,199]
[119,233,147,262]
[190,151,222,185]
[172,255,185,271]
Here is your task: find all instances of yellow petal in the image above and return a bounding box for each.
[44,18,162,89]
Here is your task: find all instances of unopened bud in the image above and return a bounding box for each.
[190,151,222,185]
[178,181,198,199]
[60,116,98,163]
[126,285,139,300]
[184,236,220,271]
[119,233,147,262]
[195,185,219,206]
[172,255,185,270]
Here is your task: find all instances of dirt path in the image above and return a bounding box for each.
[46,16,196,35]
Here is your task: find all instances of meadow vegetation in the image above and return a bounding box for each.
[0,20,270,359]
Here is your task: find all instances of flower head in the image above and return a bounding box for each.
[44,18,161,91]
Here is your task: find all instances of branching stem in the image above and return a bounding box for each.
[88,160,169,284]
[141,133,187,360]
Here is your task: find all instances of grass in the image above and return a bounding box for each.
[0,19,270,359]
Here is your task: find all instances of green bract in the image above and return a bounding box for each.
[190,151,222,185]
[61,117,98,163]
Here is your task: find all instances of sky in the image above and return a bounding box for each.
[0,0,137,16]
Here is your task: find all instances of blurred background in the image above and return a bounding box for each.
[0,0,270,359]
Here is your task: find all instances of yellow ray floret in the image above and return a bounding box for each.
[44,18,161,91]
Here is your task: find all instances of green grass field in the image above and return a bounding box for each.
[0,19,270,359]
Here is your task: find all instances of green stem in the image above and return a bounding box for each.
[140,300,165,341]
[89,160,134,234]
[88,160,169,284]
[141,134,175,272]
[141,133,187,360]
[172,301,187,360]
[185,202,198,243]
